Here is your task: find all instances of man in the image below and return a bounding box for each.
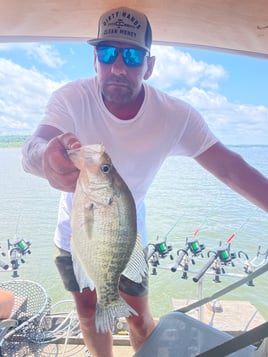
[21,6,268,357]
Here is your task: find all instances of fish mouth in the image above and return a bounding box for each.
[67,144,106,169]
[67,144,104,156]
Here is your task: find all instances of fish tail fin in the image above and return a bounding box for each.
[95,297,138,333]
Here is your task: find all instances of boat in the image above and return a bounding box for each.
[0,1,268,356]
[0,0,268,58]
[1,234,267,356]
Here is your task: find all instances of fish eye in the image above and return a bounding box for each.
[101,164,111,174]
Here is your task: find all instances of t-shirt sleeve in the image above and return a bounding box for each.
[40,85,76,134]
[170,104,219,158]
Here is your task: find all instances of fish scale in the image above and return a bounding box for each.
[68,144,147,333]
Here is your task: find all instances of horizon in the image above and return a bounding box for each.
[1,134,268,148]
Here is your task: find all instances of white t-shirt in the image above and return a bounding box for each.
[41,76,218,250]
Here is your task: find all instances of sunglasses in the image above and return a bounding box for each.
[96,45,149,67]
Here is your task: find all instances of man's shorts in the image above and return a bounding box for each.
[54,245,149,297]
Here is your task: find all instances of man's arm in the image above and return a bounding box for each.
[195,141,268,212]
[22,124,81,192]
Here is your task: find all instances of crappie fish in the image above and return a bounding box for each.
[68,144,147,333]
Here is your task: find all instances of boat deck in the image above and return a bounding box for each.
[2,300,266,357]
[172,299,266,334]
[54,339,134,357]
[56,335,134,357]
[1,335,134,357]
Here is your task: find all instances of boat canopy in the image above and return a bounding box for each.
[0,0,268,58]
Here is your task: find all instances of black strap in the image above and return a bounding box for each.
[195,322,268,357]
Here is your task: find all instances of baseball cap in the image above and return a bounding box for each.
[87,7,152,51]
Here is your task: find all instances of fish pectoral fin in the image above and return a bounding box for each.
[114,184,121,198]
[83,203,94,238]
[72,203,94,238]
[121,234,147,284]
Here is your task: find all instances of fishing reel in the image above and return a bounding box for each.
[8,238,31,277]
[11,239,31,256]
[209,246,236,283]
[186,239,205,257]
[193,242,236,283]
[170,238,205,279]
[148,239,173,275]
[154,241,172,258]
[215,245,236,265]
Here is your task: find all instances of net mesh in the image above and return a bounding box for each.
[0,280,50,356]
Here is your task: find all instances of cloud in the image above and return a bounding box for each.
[150,46,227,90]
[0,43,64,68]
[27,44,65,68]
[0,44,267,144]
[0,58,65,134]
[170,87,268,144]
[148,46,268,144]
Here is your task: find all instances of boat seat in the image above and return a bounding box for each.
[134,311,264,357]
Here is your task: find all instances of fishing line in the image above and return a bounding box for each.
[188,195,222,239]
[162,212,185,242]
[14,207,23,238]
[223,206,259,245]
[234,207,259,233]
[149,198,219,264]
[165,192,221,243]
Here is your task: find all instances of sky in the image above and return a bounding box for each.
[0,42,268,145]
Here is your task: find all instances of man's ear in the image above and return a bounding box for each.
[144,56,156,80]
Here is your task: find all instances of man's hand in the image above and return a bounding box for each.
[43,133,81,192]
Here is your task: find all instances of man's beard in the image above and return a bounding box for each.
[102,75,135,104]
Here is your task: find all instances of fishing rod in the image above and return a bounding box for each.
[169,207,217,275]
[149,205,218,276]
[147,214,188,275]
[192,234,236,283]
[8,238,32,277]
[148,239,173,275]
[149,199,219,263]
[250,245,268,267]
[0,238,32,277]
[237,245,268,286]
[0,212,31,276]
[170,231,205,275]
[192,209,259,283]
[147,213,187,261]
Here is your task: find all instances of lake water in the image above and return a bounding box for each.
[0,146,268,321]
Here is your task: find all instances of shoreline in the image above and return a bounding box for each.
[0,135,29,148]
[1,136,267,149]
